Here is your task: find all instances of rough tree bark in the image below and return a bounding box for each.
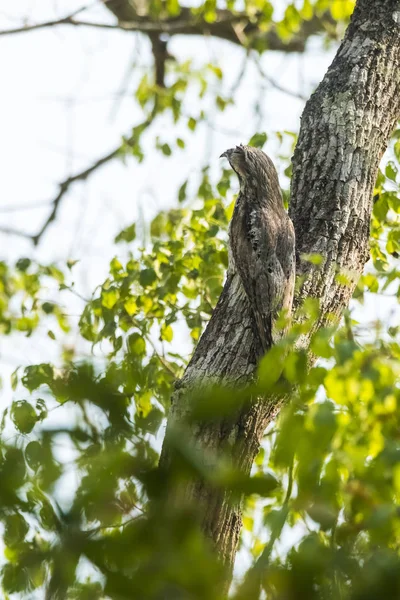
[159,0,400,583]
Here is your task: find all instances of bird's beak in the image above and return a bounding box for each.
[220,150,228,159]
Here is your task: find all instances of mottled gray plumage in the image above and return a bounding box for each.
[221,144,295,355]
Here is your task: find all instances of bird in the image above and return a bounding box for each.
[220,144,296,356]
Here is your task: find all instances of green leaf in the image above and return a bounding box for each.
[248,132,267,148]
[67,259,79,270]
[166,0,180,16]
[101,288,120,309]
[136,390,152,417]
[22,364,54,391]
[385,161,398,182]
[110,257,123,273]
[187,117,197,131]
[124,297,137,316]
[139,268,157,287]
[128,333,146,356]
[2,563,29,594]
[233,473,280,497]
[16,258,31,272]
[258,344,286,390]
[136,407,164,435]
[216,96,227,111]
[11,368,19,391]
[301,253,324,266]
[330,0,355,20]
[208,64,223,79]
[161,143,172,156]
[4,514,29,548]
[301,0,313,19]
[160,324,173,342]
[115,223,136,244]
[178,181,188,203]
[11,400,38,434]
[42,302,55,314]
[25,441,43,471]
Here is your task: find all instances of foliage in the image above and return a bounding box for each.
[0,260,69,339]
[1,0,400,599]
[2,129,400,596]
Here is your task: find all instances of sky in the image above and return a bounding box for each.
[0,1,399,594]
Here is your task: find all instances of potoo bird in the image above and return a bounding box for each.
[220,144,295,356]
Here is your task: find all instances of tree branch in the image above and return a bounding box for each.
[105,2,338,50]
[149,33,170,87]
[31,144,122,246]
[0,225,35,240]
[31,113,154,245]
[0,201,54,213]
[0,7,337,52]
[0,17,120,36]
[252,54,308,101]
[0,5,96,36]
[0,117,153,245]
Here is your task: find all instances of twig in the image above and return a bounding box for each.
[0,5,336,53]
[0,200,54,213]
[0,5,94,35]
[0,225,34,239]
[283,460,294,505]
[30,109,155,244]
[229,49,250,97]
[252,54,308,101]
[109,44,140,120]
[0,115,154,245]
[0,15,240,36]
[32,143,122,245]
[85,514,143,536]
[145,334,178,378]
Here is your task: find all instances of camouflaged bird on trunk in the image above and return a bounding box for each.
[221,145,296,356]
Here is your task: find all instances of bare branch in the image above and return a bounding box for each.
[144,332,179,378]
[31,144,122,246]
[32,113,154,244]
[0,201,54,213]
[229,49,250,97]
[0,5,95,36]
[0,225,34,240]
[0,115,153,245]
[0,15,242,36]
[252,54,308,101]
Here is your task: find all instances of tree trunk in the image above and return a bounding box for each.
[160,0,400,581]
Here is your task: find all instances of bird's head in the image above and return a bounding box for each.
[220,144,277,189]
[220,145,248,178]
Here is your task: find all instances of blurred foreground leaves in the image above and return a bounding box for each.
[3,312,400,598]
